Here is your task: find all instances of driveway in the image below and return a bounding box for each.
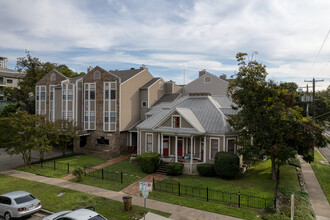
[0,148,70,172]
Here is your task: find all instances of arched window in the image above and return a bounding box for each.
[94,70,101,80]
[50,73,56,81]
[204,76,211,83]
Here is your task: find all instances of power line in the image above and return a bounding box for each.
[305,28,330,79]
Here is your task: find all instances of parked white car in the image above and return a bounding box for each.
[0,191,42,220]
[43,207,107,220]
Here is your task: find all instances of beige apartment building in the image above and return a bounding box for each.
[35,65,178,158]
[0,68,26,101]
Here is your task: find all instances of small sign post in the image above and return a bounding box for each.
[291,192,295,220]
[139,182,153,220]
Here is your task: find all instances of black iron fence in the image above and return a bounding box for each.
[153,178,273,209]
[83,165,123,183]
[40,159,71,173]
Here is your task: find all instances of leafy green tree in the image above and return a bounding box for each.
[0,103,19,117]
[54,119,80,155]
[228,53,329,181]
[0,110,58,167]
[4,54,83,114]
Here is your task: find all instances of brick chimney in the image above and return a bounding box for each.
[199,69,207,77]
[220,74,227,80]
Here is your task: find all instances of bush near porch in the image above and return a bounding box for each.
[136,152,160,174]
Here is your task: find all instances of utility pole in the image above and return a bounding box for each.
[304,77,324,158]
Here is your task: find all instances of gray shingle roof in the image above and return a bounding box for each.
[69,75,84,83]
[140,77,161,89]
[137,96,233,134]
[110,68,144,83]
[152,93,181,106]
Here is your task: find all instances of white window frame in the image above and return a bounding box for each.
[209,137,220,160]
[172,115,181,128]
[36,85,46,115]
[145,133,153,153]
[62,84,75,121]
[49,86,55,121]
[103,81,117,132]
[84,83,96,130]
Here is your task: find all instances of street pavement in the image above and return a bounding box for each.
[318,129,330,162]
[0,148,70,171]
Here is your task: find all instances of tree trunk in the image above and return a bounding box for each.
[271,155,277,180]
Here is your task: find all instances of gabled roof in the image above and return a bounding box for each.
[69,74,84,83]
[140,77,161,89]
[137,96,233,134]
[175,108,205,133]
[110,68,145,83]
[152,93,181,106]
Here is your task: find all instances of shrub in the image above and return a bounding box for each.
[72,167,84,182]
[214,152,239,179]
[166,162,184,176]
[136,152,160,174]
[197,164,216,177]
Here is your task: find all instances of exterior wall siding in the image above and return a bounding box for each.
[120,69,153,131]
[148,79,165,107]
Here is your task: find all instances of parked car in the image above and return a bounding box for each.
[0,191,42,220]
[43,207,107,220]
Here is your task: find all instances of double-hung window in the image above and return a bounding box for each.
[172,116,181,128]
[103,82,116,131]
[146,133,153,152]
[84,83,96,130]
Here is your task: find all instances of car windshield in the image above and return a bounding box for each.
[14,194,36,204]
[89,215,106,220]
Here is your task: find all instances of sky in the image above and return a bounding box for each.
[0,0,329,90]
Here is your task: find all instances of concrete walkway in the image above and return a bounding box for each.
[61,154,131,180]
[0,170,241,220]
[299,158,330,220]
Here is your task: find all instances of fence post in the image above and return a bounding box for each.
[84,165,86,176]
[153,177,155,190]
[67,163,70,173]
[207,187,209,202]
[178,182,180,196]
[238,191,240,208]
[54,160,56,170]
[121,171,123,183]
[102,168,104,180]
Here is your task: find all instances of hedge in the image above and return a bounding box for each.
[166,162,184,176]
[197,164,216,177]
[214,152,239,179]
[136,152,160,174]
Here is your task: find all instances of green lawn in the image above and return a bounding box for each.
[16,154,108,178]
[70,159,148,191]
[0,174,170,219]
[311,150,330,203]
[148,160,300,220]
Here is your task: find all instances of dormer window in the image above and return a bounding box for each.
[94,70,101,80]
[204,76,211,83]
[172,115,181,128]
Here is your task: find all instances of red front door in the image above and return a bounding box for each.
[201,149,204,161]
[163,140,169,156]
[177,139,183,157]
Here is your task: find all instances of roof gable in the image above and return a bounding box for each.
[110,68,145,83]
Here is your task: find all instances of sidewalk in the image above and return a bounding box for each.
[61,154,131,180]
[0,170,241,220]
[299,158,330,220]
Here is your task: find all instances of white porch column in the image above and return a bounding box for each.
[161,134,163,157]
[158,133,160,154]
[223,135,226,152]
[175,136,178,162]
[203,136,206,163]
[190,136,193,164]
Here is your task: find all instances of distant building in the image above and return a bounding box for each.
[0,57,25,101]
[0,57,8,69]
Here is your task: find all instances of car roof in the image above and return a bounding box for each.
[1,191,30,198]
[64,209,99,219]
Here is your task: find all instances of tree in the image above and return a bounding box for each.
[0,103,19,117]
[228,53,329,181]
[4,54,83,114]
[0,110,58,167]
[54,119,80,155]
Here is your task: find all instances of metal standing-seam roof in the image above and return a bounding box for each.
[137,96,233,134]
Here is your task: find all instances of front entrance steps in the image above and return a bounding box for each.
[155,161,170,175]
